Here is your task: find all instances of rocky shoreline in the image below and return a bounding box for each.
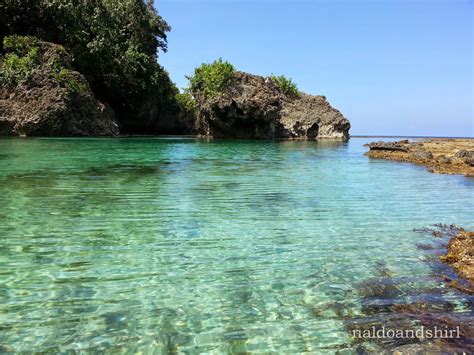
[440,228,474,292]
[365,138,474,177]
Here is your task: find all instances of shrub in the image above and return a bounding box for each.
[270,74,299,97]
[3,35,39,55]
[187,58,235,97]
[0,35,40,87]
[51,68,87,94]
[175,91,196,113]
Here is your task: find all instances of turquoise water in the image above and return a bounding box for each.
[0,137,472,353]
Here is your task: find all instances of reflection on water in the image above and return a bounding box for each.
[0,137,473,352]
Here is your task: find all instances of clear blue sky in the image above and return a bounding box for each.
[156,0,473,137]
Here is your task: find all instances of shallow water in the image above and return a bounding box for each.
[0,137,472,353]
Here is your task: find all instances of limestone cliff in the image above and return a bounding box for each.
[192,71,350,139]
[0,38,118,137]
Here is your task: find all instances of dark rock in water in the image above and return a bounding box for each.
[359,277,400,299]
[413,224,460,238]
[0,39,118,137]
[411,150,433,160]
[192,71,350,139]
[103,312,128,330]
[365,141,409,152]
[416,243,436,250]
[340,224,474,353]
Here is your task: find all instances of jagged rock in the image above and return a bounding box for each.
[464,158,474,167]
[454,149,474,159]
[440,229,474,287]
[411,150,433,160]
[279,93,350,139]
[365,141,409,152]
[453,150,474,166]
[0,39,118,137]
[193,71,350,139]
[437,155,452,164]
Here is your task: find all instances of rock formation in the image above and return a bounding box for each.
[365,139,474,177]
[192,71,350,139]
[440,229,474,288]
[0,39,118,137]
[366,140,409,152]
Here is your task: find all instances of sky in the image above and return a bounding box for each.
[156,0,473,137]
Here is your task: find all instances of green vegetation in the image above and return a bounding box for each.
[0,35,86,93]
[51,69,87,94]
[270,74,299,97]
[0,0,177,130]
[0,1,304,132]
[0,36,39,87]
[187,58,235,97]
[175,92,196,113]
[176,58,236,115]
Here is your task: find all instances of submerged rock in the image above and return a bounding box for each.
[193,71,350,139]
[0,38,118,137]
[336,224,474,353]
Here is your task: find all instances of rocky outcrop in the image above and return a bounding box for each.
[366,141,409,152]
[0,39,118,137]
[365,139,474,177]
[193,71,350,139]
[440,229,474,288]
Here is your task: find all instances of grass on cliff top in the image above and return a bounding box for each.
[269,74,299,98]
[0,35,86,93]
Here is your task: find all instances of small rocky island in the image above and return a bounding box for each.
[365,139,474,177]
[191,71,350,140]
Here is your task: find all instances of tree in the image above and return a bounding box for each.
[187,58,235,97]
[0,0,177,132]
